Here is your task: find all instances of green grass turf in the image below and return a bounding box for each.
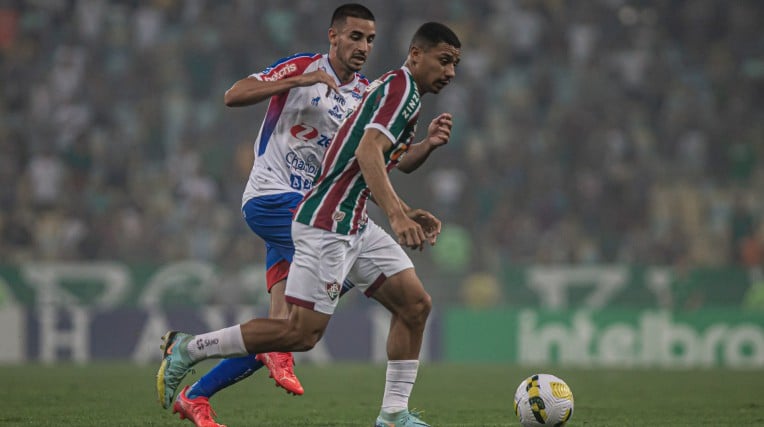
[0,362,761,426]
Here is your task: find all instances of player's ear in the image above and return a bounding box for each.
[328,27,338,47]
[408,45,422,66]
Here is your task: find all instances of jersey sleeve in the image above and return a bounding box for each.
[250,52,318,82]
[364,71,419,145]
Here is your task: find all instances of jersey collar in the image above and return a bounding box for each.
[322,53,359,88]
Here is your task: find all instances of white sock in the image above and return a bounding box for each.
[186,325,247,361]
[381,360,419,414]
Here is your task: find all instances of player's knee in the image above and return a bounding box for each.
[283,324,323,352]
[297,332,322,351]
[402,291,432,328]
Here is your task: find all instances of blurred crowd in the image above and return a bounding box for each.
[1,0,763,282]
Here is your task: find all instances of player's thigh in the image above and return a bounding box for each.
[243,195,300,290]
[242,194,301,253]
[347,221,424,309]
[285,222,357,315]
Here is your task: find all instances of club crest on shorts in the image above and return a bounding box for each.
[325,281,341,300]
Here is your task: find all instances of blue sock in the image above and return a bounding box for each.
[186,355,264,399]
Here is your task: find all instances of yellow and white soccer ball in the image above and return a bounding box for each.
[513,373,574,427]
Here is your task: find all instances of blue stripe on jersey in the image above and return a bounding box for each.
[261,52,316,74]
[255,52,319,157]
[257,95,288,156]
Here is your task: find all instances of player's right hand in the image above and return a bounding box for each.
[390,212,427,250]
[300,70,340,97]
[407,208,441,248]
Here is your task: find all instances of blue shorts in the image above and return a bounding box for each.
[242,192,303,290]
[243,192,356,294]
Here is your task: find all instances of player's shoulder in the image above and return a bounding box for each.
[368,68,414,94]
[264,52,322,72]
[383,67,413,84]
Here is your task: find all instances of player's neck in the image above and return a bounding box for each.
[403,60,426,95]
[327,56,355,85]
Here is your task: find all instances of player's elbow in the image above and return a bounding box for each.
[224,89,240,107]
[396,163,415,174]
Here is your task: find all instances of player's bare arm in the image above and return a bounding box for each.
[224,70,340,107]
[355,128,427,250]
[396,112,453,173]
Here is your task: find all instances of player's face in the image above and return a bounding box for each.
[330,17,376,73]
[412,42,460,94]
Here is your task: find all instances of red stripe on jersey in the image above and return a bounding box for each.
[307,100,360,229]
[370,70,409,129]
[313,160,361,230]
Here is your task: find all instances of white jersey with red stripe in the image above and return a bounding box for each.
[241,53,369,206]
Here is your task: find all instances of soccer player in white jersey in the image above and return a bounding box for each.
[156,5,374,426]
[157,21,460,427]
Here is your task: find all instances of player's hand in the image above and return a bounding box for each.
[424,113,453,148]
[300,70,340,97]
[390,211,427,251]
[407,209,441,249]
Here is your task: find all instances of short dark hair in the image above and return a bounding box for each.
[410,22,461,50]
[331,3,375,26]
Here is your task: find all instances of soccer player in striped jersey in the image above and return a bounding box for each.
[161,4,375,427]
[157,22,460,427]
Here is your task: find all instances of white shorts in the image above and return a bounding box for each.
[285,220,414,314]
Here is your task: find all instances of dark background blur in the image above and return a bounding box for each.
[1,0,763,312]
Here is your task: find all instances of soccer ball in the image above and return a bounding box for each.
[513,373,574,427]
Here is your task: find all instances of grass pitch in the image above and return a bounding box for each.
[0,362,760,426]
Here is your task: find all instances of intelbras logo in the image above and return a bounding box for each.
[262,63,297,81]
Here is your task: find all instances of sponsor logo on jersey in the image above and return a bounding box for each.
[290,124,320,141]
[285,151,320,175]
[311,96,320,106]
[328,105,343,119]
[262,63,297,81]
[332,93,346,106]
[290,124,331,147]
[351,84,364,99]
[402,94,419,120]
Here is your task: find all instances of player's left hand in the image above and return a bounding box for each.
[407,208,441,250]
[424,113,453,148]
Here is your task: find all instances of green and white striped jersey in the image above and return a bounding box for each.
[294,66,421,235]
